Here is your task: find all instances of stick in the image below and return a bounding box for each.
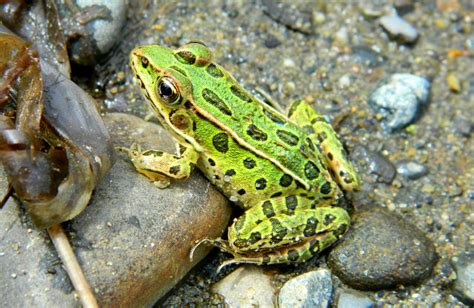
[48,224,99,308]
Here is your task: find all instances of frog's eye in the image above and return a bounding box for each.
[156,77,181,106]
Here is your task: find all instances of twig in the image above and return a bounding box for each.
[48,224,99,308]
[0,184,13,209]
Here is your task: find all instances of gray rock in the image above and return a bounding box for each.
[58,0,128,66]
[451,252,474,305]
[212,265,275,307]
[369,74,431,131]
[328,206,436,290]
[453,115,473,137]
[352,145,396,184]
[278,269,333,308]
[350,45,386,68]
[379,13,418,43]
[261,0,313,34]
[396,160,428,180]
[0,113,231,306]
[337,289,374,308]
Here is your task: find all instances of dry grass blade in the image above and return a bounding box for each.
[48,224,99,308]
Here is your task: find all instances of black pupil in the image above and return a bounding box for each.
[160,82,173,98]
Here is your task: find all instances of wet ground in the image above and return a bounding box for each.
[96,0,473,306]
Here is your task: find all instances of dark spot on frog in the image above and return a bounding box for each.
[279,174,293,187]
[287,249,299,262]
[208,158,216,166]
[243,157,256,169]
[212,132,229,153]
[247,124,268,141]
[175,50,196,65]
[169,165,181,175]
[255,178,267,190]
[320,182,332,194]
[225,169,236,176]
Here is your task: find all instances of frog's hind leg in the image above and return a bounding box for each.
[217,223,346,272]
[287,100,361,191]
[221,195,350,267]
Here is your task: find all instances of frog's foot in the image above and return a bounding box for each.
[189,238,235,261]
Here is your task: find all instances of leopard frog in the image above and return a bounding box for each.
[125,42,360,268]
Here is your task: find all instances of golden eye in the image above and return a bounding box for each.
[156,77,181,106]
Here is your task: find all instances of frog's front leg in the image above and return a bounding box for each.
[119,143,199,188]
[200,195,350,268]
[287,100,361,191]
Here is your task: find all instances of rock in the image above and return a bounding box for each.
[212,265,275,307]
[396,160,428,180]
[278,269,333,308]
[57,0,128,66]
[379,12,418,43]
[451,252,474,305]
[0,113,231,306]
[352,145,397,184]
[369,74,431,131]
[336,289,374,308]
[261,0,313,34]
[447,74,462,93]
[453,115,473,137]
[264,33,281,49]
[328,206,436,290]
[350,45,386,68]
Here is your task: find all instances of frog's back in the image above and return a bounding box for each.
[181,52,332,192]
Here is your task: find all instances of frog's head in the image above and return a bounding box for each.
[130,42,213,137]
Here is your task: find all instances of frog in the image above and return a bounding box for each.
[124,41,361,269]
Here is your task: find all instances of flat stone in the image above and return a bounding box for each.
[336,289,374,308]
[379,13,418,43]
[352,145,397,184]
[328,206,436,290]
[0,113,231,306]
[212,265,275,307]
[278,269,333,308]
[396,160,428,180]
[451,252,474,305]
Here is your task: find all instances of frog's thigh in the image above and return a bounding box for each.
[130,145,198,180]
[287,100,360,191]
[228,196,350,264]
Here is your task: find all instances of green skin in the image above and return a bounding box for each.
[126,42,361,268]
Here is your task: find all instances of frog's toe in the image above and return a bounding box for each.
[216,257,263,273]
[189,238,233,261]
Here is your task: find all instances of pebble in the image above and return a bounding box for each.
[447,74,461,93]
[337,289,374,308]
[261,0,313,34]
[0,113,231,306]
[396,160,428,180]
[328,206,436,290]
[368,73,431,131]
[278,269,333,308]
[350,45,386,68]
[264,33,281,49]
[352,145,397,184]
[453,115,473,137]
[212,266,275,307]
[379,12,419,43]
[451,252,474,305]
